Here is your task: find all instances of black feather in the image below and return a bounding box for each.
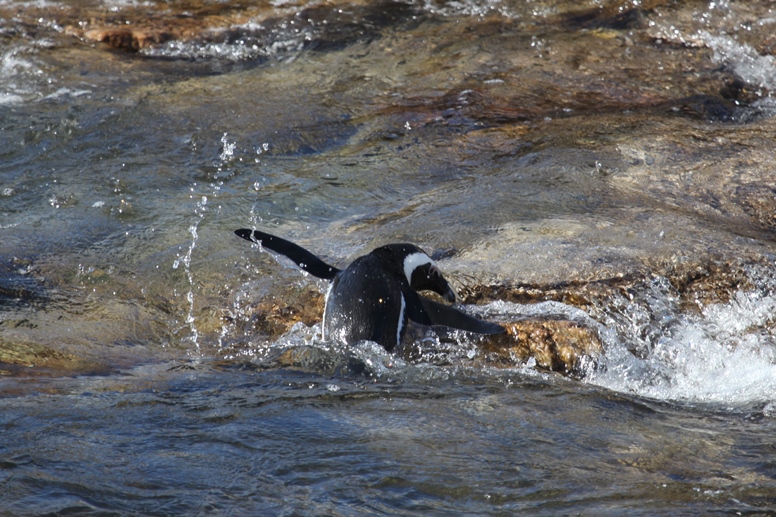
[234,229,341,280]
[416,296,505,334]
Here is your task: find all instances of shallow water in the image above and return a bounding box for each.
[2,0,776,513]
[2,361,776,515]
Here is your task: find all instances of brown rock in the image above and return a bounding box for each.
[84,28,173,52]
[242,286,325,337]
[0,339,111,377]
[477,319,603,375]
[736,184,776,232]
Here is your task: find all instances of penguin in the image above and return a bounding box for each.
[234,229,504,351]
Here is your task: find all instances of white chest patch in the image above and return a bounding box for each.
[396,293,406,347]
[403,252,434,284]
[321,282,334,340]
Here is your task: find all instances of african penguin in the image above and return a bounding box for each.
[235,229,504,351]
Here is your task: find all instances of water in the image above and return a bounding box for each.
[2,362,775,515]
[2,0,776,513]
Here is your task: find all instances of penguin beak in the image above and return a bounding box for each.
[429,266,458,304]
[440,283,458,304]
[408,261,459,304]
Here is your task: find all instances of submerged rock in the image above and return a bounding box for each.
[4,0,776,383]
[72,0,422,54]
[0,339,111,377]
[236,285,325,338]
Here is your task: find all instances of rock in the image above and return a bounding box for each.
[477,319,603,375]
[0,339,111,377]
[735,184,776,232]
[74,1,422,54]
[83,28,173,52]
[241,286,324,337]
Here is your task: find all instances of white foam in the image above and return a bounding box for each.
[0,47,38,105]
[0,93,25,105]
[420,0,515,19]
[321,281,334,341]
[699,31,776,91]
[588,289,776,406]
[140,32,303,62]
[42,87,92,101]
[474,291,776,406]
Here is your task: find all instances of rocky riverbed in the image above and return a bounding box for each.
[2,0,776,513]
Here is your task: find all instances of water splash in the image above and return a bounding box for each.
[420,0,514,18]
[0,44,41,105]
[173,191,208,354]
[700,31,776,92]
[585,284,776,407]
[222,264,776,407]
[460,276,776,408]
[219,132,236,162]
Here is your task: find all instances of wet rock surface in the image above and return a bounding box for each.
[233,284,325,338]
[2,0,776,378]
[0,339,111,377]
[478,319,603,375]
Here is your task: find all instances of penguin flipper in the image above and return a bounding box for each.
[405,293,506,335]
[234,229,341,280]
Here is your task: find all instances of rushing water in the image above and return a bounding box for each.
[2,0,776,514]
[2,362,775,515]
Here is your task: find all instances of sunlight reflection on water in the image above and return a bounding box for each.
[2,0,776,513]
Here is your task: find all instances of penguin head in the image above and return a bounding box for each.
[372,244,457,303]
